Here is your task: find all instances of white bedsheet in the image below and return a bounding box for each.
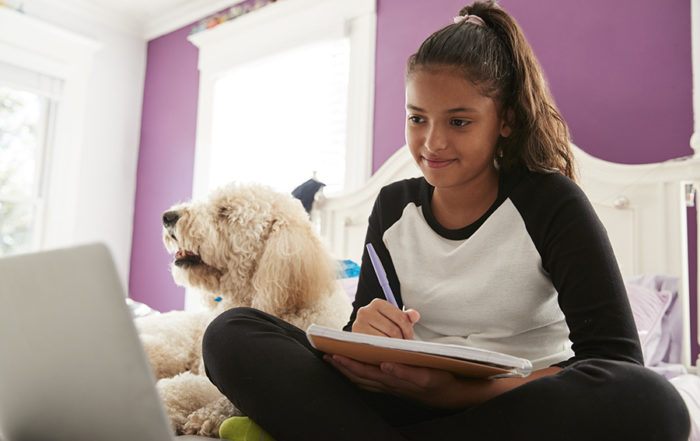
[671,373,700,441]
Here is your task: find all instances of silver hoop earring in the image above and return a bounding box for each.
[493,149,504,170]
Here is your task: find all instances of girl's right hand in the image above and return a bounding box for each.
[351,298,420,340]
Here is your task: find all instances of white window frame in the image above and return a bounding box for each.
[0,82,56,254]
[0,8,100,250]
[188,0,376,199]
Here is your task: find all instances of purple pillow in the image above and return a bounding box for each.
[625,282,673,366]
[626,274,682,365]
[338,277,359,303]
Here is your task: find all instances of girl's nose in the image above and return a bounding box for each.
[425,125,447,152]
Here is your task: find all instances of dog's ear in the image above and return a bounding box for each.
[251,220,337,314]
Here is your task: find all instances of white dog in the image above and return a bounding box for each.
[135,182,351,436]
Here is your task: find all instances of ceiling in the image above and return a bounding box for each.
[88,0,193,22]
[55,0,244,40]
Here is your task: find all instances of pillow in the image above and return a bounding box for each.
[625,282,673,366]
[626,274,682,365]
[338,277,359,303]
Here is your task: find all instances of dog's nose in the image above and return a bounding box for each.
[162,210,180,228]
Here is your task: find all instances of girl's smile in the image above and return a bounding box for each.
[423,156,456,168]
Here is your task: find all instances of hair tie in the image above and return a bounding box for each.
[453,14,486,27]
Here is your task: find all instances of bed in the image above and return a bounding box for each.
[311,143,700,439]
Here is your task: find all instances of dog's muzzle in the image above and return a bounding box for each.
[174,250,202,267]
[162,210,180,241]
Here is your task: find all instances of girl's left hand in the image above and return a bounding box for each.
[324,354,468,408]
[325,354,562,408]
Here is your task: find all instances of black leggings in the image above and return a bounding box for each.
[203,307,690,441]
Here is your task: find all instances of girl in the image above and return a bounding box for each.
[203,2,690,440]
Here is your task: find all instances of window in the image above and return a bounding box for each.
[210,37,350,194]
[0,7,99,252]
[186,0,375,310]
[189,0,376,199]
[0,84,54,256]
[0,60,62,256]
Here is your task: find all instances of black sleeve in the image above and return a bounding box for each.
[514,173,643,367]
[342,186,406,331]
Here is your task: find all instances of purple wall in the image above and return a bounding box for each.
[130,0,695,358]
[128,25,200,311]
[372,0,693,170]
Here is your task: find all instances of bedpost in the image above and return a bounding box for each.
[681,181,696,371]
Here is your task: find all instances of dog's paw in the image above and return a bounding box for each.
[183,397,241,436]
[182,416,219,437]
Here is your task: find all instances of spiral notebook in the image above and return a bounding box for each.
[307,324,533,379]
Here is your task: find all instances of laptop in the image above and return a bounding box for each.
[0,243,207,441]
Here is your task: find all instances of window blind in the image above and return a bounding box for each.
[0,61,63,100]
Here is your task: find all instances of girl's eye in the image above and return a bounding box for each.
[408,115,424,124]
[451,119,471,127]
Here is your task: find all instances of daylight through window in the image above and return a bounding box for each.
[0,63,59,256]
[209,37,350,195]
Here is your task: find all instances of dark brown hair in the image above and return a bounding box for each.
[406,1,576,180]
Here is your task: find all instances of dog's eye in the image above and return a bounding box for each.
[218,207,230,218]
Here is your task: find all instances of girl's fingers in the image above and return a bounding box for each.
[325,355,426,396]
[353,299,418,339]
[324,355,387,391]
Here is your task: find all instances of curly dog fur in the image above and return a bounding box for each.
[135,182,351,436]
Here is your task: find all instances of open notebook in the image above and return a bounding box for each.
[307,324,533,379]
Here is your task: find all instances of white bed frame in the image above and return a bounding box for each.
[312,144,700,371]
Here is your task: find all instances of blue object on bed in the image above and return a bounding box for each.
[337,259,360,278]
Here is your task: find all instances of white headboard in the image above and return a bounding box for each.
[311,147,420,264]
[312,144,700,368]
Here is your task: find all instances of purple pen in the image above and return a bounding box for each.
[365,243,399,308]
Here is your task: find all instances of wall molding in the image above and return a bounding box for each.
[144,0,245,40]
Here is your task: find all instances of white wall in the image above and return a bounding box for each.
[16,1,146,287]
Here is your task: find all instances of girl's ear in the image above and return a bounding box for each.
[500,108,514,138]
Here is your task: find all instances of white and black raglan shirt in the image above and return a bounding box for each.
[344,167,643,370]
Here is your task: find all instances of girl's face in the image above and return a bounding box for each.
[405,67,511,193]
